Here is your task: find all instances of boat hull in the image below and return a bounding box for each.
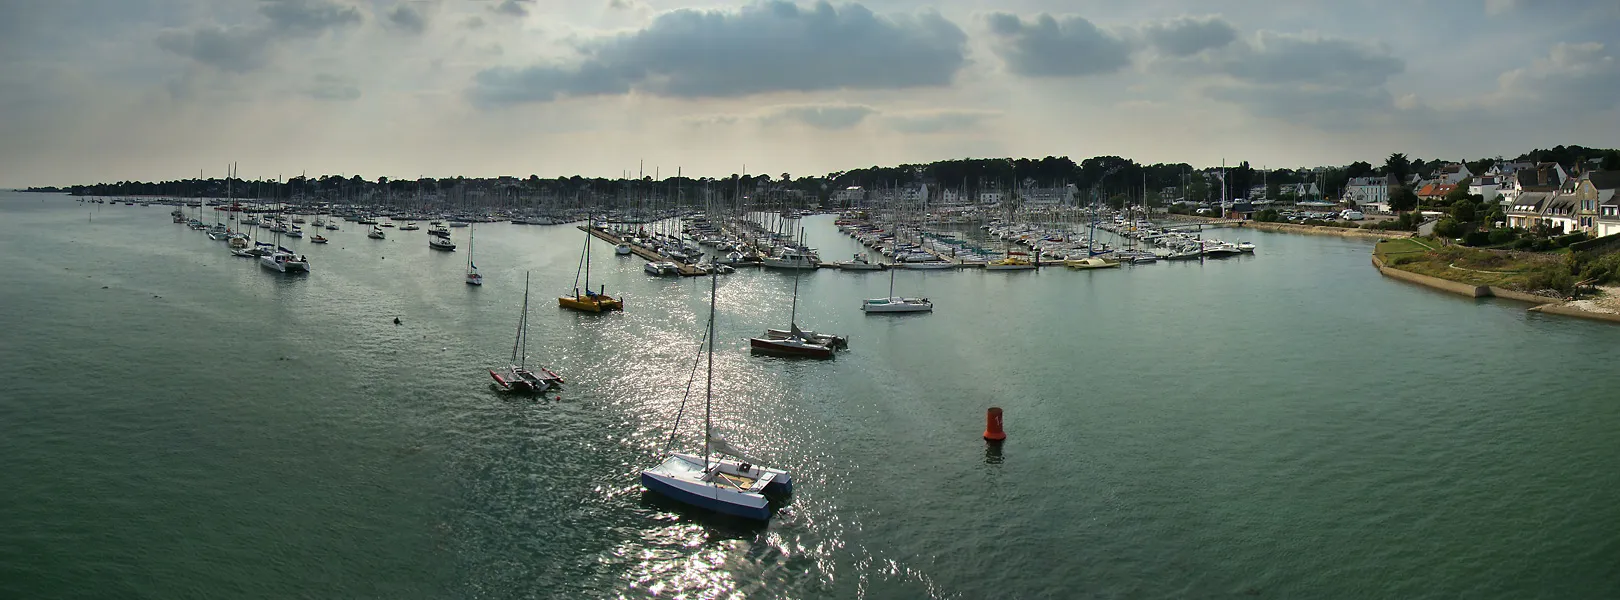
[750,337,835,359]
[640,471,769,521]
[558,294,623,312]
[862,299,932,313]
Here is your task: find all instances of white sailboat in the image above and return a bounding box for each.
[861,267,932,313]
[465,223,482,285]
[641,270,793,520]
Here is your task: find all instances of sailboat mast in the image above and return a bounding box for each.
[704,268,717,471]
[514,272,530,366]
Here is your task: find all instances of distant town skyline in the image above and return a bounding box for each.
[2,0,1617,188]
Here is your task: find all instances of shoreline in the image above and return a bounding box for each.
[1237,221,1411,240]
[1370,254,1620,325]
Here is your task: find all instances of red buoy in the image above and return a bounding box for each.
[983,407,1006,442]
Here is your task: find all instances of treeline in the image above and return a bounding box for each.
[27,145,1620,206]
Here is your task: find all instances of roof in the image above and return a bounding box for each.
[1589,171,1620,191]
[1417,183,1457,197]
[1510,191,1549,213]
[1516,168,1563,190]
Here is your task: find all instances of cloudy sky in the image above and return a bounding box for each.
[2,0,1617,187]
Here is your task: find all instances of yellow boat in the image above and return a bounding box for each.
[559,218,623,312]
[985,256,1036,271]
[559,289,623,312]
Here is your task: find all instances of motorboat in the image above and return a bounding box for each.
[760,249,818,270]
[259,249,309,273]
[1064,257,1120,269]
[310,234,329,244]
[903,261,956,270]
[399,223,421,231]
[838,253,884,270]
[368,226,386,239]
[616,243,633,256]
[429,235,456,251]
[644,261,680,276]
[325,223,340,231]
[1237,241,1256,253]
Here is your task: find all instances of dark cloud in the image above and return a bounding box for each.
[1215,31,1403,87]
[258,0,362,35]
[886,110,996,134]
[492,0,532,17]
[157,0,362,71]
[156,25,270,73]
[984,12,1133,77]
[1142,15,1236,57]
[469,1,967,106]
[306,73,361,101]
[765,104,875,129]
[387,4,426,35]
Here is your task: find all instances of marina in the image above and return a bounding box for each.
[5,192,1620,598]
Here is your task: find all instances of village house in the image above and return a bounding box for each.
[1416,183,1457,206]
[1498,162,1567,207]
[831,186,867,206]
[1585,172,1620,237]
[1021,183,1078,206]
[1507,192,1550,229]
[1468,175,1501,204]
[1433,163,1473,184]
[1343,175,1396,212]
[1543,194,1579,233]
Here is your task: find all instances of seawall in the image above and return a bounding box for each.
[1240,221,1411,240]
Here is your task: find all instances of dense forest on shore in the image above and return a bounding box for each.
[25,146,1620,208]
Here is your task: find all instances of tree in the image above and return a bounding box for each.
[1452,199,1477,224]
[1434,218,1463,238]
[1390,184,1418,212]
[1266,180,1281,202]
[1604,150,1620,171]
[1187,173,1210,203]
[1385,153,1410,183]
[1445,177,1472,206]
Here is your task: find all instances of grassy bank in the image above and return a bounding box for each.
[1373,240,1561,291]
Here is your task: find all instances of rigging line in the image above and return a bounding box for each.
[661,313,712,455]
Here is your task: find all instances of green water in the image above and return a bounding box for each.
[2,193,1617,599]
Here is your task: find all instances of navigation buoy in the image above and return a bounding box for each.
[393,317,402,325]
[983,407,1006,442]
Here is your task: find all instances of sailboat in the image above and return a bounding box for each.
[465,223,482,285]
[750,265,839,358]
[861,267,932,313]
[558,218,624,312]
[490,272,563,393]
[641,270,793,520]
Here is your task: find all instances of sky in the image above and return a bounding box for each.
[1,0,1618,187]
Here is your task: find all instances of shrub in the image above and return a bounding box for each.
[1463,231,1492,246]
[1487,228,1517,245]
[1433,218,1464,238]
[1555,232,1587,248]
[1389,254,1422,266]
[1524,266,1576,296]
[1532,238,1555,252]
